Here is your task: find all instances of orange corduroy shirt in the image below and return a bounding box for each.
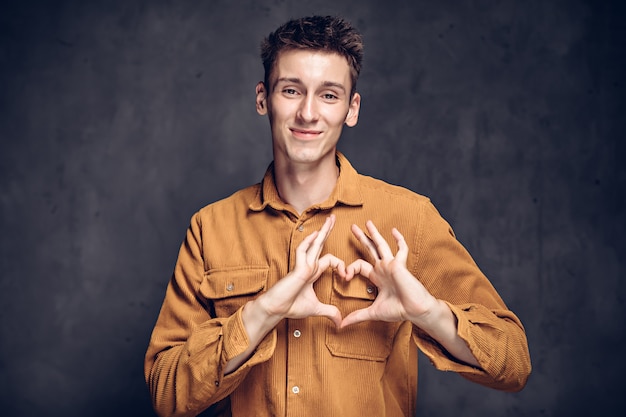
[144,152,531,417]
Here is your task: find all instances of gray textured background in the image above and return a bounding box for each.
[1,0,624,416]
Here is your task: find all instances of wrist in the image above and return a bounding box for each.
[242,297,283,341]
[410,298,454,337]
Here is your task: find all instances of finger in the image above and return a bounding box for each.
[345,259,373,281]
[296,230,319,257]
[351,224,379,261]
[321,214,336,238]
[314,216,334,247]
[308,215,335,263]
[365,220,394,260]
[318,254,346,279]
[340,307,373,328]
[392,227,409,264]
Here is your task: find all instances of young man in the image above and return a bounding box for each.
[145,16,531,417]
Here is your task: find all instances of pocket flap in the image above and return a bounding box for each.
[201,266,269,299]
[333,275,377,301]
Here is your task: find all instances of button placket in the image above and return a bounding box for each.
[287,319,305,407]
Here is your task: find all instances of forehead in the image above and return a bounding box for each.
[271,49,352,87]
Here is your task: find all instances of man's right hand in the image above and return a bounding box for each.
[225,215,344,374]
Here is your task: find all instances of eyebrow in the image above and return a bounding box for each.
[273,77,347,93]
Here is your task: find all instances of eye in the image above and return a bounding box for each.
[322,93,338,101]
[283,88,299,96]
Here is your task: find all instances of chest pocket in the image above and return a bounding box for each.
[326,272,400,361]
[200,266,269,318]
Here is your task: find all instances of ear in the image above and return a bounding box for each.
[256,82,268,115]
[345,92,361,127]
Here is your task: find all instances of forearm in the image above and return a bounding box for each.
[414,302,531,392]
[409,202,531,390]
[146,311,274,417]
[412,299,480,368]
[223,298,282,374]
[147,326,226,417]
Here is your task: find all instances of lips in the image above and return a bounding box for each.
[290,128,323,140]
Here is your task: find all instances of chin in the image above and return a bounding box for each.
[286,147,332,164]
[288,153,319,164]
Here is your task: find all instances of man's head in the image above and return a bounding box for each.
[260,16,364,97]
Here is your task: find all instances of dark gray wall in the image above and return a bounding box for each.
[1,0,624,416]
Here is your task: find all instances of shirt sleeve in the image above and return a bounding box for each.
[144,213,276,417]
[409,201,532,392]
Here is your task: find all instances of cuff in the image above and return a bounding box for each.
[413,302,496,376]
[219,306,277,380]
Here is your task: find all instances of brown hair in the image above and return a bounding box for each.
[260,16,364,96]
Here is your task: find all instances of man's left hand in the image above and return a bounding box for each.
[341,220,440,330]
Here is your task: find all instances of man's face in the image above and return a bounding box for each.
[256,49,360,166]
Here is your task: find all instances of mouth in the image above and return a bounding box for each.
[290,127,323,140]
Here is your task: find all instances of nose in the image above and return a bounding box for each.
[296,95,319,123]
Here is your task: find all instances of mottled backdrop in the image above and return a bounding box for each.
[0,0,624,416]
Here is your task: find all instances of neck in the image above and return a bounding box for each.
[274,154,339,215]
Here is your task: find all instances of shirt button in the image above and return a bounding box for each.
[293,329,301,338]
[297,224,304,232]
[366,286,375,294]
[226,283,234,291]
[292,386,300,394]
[214,380,220,387]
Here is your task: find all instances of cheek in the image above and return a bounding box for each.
[268,101,296,122]
[325,109,349,127]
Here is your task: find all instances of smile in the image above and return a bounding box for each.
[290,128,323,140]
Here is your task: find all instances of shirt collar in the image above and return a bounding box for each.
[249,151,363,212]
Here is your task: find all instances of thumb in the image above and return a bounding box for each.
[315,303,343,328]
[340,308,371,329]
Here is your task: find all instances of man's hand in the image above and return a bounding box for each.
[341,220,439,329]
[255,214,345,327]
[341,220,480,367]
[226,215,345,374]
